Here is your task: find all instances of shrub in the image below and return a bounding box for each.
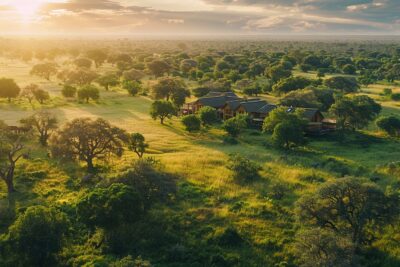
[181,115,201,132]
[222,114,248,138]
[198,106,218,125]
[227,154,261,182]
[391,93,400,101]
[61,85,77,98]
[376,116,400,137]
[77,85,99,103]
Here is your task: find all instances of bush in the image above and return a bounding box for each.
[391,93,400,101]
[376,116,400,137]
[216,227,243,247]
[193,87,210,97]
[61,85,77,98]
[222,114,248,138]
[181,115,201,132]
[5,206,69,266]
[77,85,99,103]
[198,106,218,125]
[227,154,261,182]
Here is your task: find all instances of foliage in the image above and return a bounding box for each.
[123,80,142,96]
[61,84,77,98]
[97,73,119,91]
[198,106,219,125]
[296,177,399,246]
[222,114,248,138]
[376,116,400,137]
[20,110,58,146]
[150,100,176,124]
[128,133,148,158]
[272,121,306,149]
[329,95,381,130]
[4,206,68,266]
[76,183,143,230]
[227,154,261,182]
[50,118,127,171]
[181,115,201,132]
[30,62,58,80]
[152,77,189,106]
[324,76,359,93]
[0,78,20,102]
[78,85,100,103]
[20,84,38,104]
[272,76,312,95]
[32,88,50,104]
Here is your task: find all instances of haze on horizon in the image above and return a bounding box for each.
[0,0,399,36]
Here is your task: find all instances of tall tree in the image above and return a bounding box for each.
[150,100,176,124]
[86,49,108,68]
[20,111,58,146]
[128,133,148,158]
[30,63,58,81]
[50,118,127,171]
[0,122,27,193]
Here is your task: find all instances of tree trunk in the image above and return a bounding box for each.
[87,158,94,172]
[160,117,164,124]
[6,178,15,193]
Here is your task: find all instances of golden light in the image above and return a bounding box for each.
[5,0,65,22]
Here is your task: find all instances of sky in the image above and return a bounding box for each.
[0,0,399,36]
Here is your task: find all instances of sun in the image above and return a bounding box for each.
[6,0,64,22]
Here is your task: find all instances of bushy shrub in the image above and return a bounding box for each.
[227,154,261,182]
[181,114,201,132]
[198,106,218,125]
[62,85,77,98]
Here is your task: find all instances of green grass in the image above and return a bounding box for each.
[2,60,400,265]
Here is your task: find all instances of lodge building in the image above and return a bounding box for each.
[181,91,335,134]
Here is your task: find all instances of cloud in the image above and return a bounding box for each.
[0,0,398,35]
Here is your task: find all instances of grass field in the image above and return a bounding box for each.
[1,58,400,265]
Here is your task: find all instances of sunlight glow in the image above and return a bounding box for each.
[5,0,65,22]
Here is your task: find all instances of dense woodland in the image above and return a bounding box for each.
[0,37,400,266]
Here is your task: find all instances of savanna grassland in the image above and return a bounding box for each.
[1,38,400,267]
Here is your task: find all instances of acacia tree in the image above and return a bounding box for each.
[50,118,127,171]
[147,60,171,77]
[150,100,176,124]
[21,84,38,104]
[97,73,119,91]
[77,85,100,103]
[295,177,398,246]
[329,95,381,131]
[33,88,50,104]
[152,77,189,106]
[86,49,108,68]
[0,122,27,193]
[128,133,148,158]
[0,78,20,102]
[20,111,58,146]
[30,63,58,81]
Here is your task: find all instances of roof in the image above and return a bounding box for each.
[204,91,238,98]
[287,107,324,120]
[198,95,239,108]
[257,104,277,114]
[238,100,268,113]
[225,99,243,110]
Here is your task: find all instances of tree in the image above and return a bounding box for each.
[193,87,211,97]
[222,114,248,138]
[0,78,20,102]
[128,133,148,158]
[324,76,359,93]
[152,77,189,106]
[329,95,381,131]
[5,206,68,266]
[32,88,50,104]
[147,60,171,77]
[122,80,142,96]
[279,88,321,109]
[198,106,218,125]
[78,85,100,103]
[74,57,92,69]
[272,121,306,149]
[20,111,58,146]
[181,115,201,132]
[266,64,292,83]
[67,69,98,86]
[293,228,355,267]
[97,73,119,91]
[243,85,262,96]
[30,63,58,80]
[50,118,127,171]
[61,85,77,98]
[86,49,108,68]
[272,76,312,95]
[20,84,38,104]
[76,183,143,230]
[376,116,400,137]
[263,107,306,133]
[342,64,357,75]
[295,177,398,246]
[227,154,261,182]
[150,100,176,124]
[116,159,176,210]
[0,123,27,193]
[122,68,145,81]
